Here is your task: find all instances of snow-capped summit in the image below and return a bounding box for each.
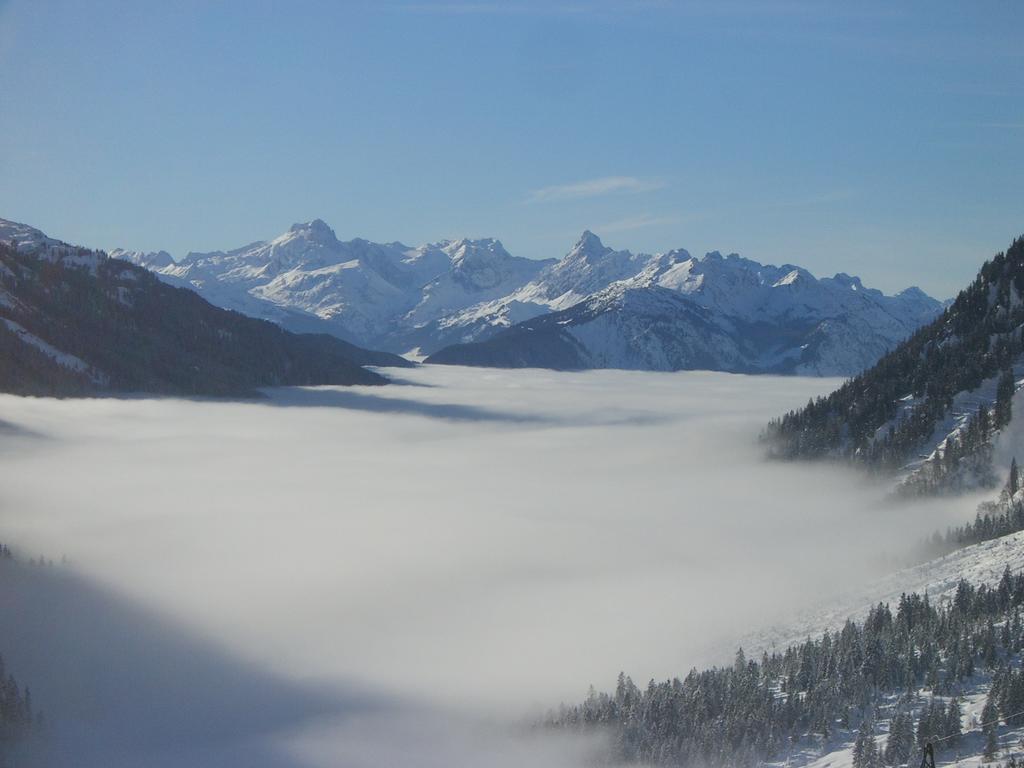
[402,238,552,327]
[290,218,336,241]
[531,230,650,303]
[569,230,607,259]
[445,238,512,276]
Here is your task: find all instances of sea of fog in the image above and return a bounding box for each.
[0,365,990,767]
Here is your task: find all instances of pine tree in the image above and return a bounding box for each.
[1003,669,1024,727]
[855,719,879,768]
[865,724,882,768]
[885,710,915,766]
[984,727,999,761]
[945,698,962,743]
[997,369,1016,428]
[983,692,1000,762]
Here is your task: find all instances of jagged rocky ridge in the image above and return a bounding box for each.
[0,218,408,396]
[763,236,1024,494]
[115,222,941,376]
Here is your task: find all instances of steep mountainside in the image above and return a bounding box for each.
[428,243,942,376]
[0,222,408,396]
[763,236,1024,493]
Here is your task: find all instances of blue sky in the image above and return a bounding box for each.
[1,0,1022,297]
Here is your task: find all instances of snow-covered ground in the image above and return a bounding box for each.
[739,530,1024,662]
[730,510,1024,768]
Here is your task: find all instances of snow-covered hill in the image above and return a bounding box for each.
[114,221,941,375]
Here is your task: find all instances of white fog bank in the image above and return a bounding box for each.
[0,366,990,765]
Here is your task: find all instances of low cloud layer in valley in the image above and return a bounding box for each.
[0,366,991,765]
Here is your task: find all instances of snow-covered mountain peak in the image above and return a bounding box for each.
[286,218,337,244]
[444,237,511,267]
[404,238,553,325]
[531,231,644,300]
[663,247,692,262]
[567,230,611,260]
[269,220,341,257]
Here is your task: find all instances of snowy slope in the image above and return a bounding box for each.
[730,521,1024,768]
[756,528,1024,768]
[741,530,1024,661]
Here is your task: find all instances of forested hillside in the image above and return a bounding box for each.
[0,241,410,396]
[763,237,1024,493]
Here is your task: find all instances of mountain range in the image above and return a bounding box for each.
[114,220,943,376]
[0,218,407,396]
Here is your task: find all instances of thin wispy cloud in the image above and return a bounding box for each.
[527,176,666,204]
